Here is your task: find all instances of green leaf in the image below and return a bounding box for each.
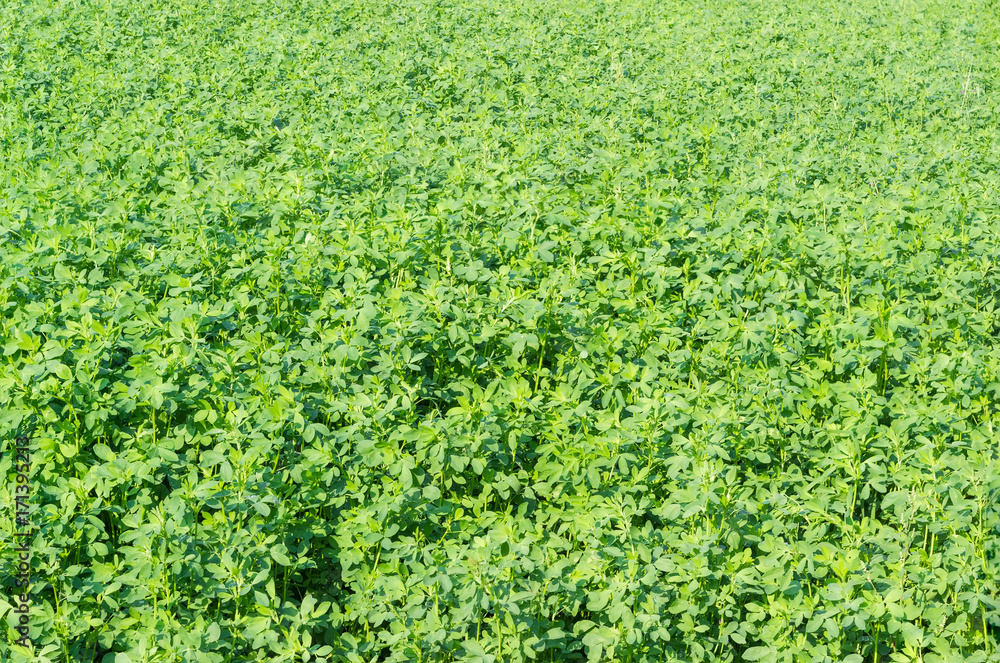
[900,622,924,647]
[742,647,774,661]
[93,444,114,462]
[270,546,291,567]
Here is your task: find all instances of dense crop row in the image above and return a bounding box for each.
[3,0,1000,661]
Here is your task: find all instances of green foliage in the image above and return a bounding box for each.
[2,0,1000,661]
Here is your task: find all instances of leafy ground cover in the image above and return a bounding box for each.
[3,0,1000,660]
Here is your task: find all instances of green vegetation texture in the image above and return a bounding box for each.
[3,0,1000,661]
